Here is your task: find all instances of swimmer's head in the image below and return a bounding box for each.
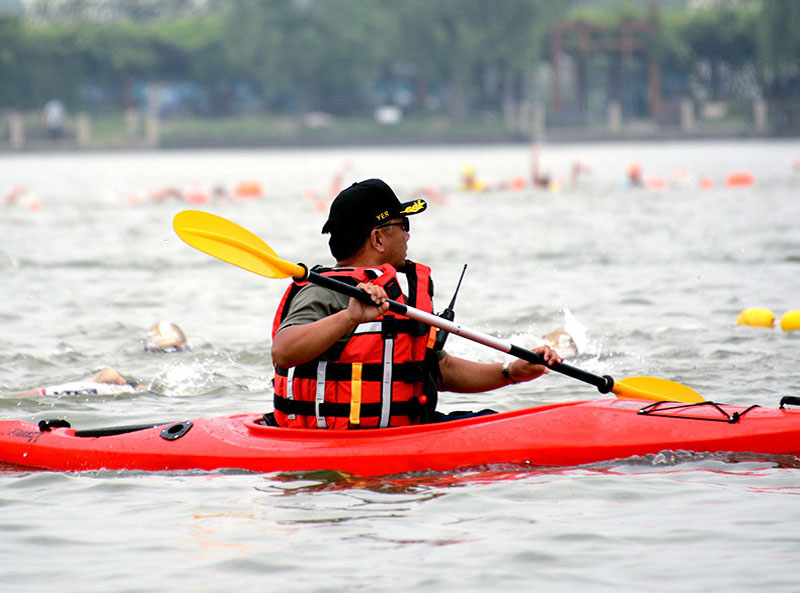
[145,321,188,353]
[542,328,578,359]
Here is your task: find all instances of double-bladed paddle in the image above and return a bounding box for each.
[173,209,704,404]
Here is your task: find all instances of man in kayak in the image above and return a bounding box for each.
[8,321,189,398]
[270,178,562,429]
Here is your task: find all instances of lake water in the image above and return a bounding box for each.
[2,140,800,592]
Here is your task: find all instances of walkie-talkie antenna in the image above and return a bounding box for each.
[433,264,468,351]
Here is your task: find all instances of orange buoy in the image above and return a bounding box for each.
[183,184,211,205]
[699,177,715,189]
[508,176,526,192]
[644,177,668,190]
[724,170,755,188]
[233,180,263,199]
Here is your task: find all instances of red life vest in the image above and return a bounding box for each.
[271,262,437,429]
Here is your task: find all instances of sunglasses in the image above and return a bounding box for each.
[376,218,410,232]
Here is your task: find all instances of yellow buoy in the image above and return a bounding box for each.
[737,308,775,328]
[780,310,800,332]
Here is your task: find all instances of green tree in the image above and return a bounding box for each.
[221,0,388,114]
[390,0,568,119]
[281,0,388,113]
[680,6,757,100]
[220,0,295,107]
[758,0,800,97]
[151,15,236,114]
[0,16,30,107]
[70,22,160,108]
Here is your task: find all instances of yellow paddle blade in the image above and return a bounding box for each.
[173,210,305,280]
[613,376,706,403]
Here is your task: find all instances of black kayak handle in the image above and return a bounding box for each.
[780,396,800,409]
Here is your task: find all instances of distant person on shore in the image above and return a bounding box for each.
[8,321,189,398]
[43,99,66,140]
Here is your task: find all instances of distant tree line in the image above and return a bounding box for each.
[1,0,798,122]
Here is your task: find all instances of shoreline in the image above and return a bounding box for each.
[0,127,792,154]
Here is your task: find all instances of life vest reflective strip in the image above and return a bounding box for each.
[380,333,393,427]
[350,363,363,425]
[286,367,296,420]
[315,361,327,429]
[272,262,433,429]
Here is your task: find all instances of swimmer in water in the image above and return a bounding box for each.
[460,164,487,191]
[8,321,188,398]
[627,162,643,187]
[541,328,578,359]
[144,320,189,353]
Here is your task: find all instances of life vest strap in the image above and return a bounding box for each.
[315,361,328,429]
[274,395,424,420]
[275,361,425,383]
[286,367,296,420]
[350,362,363,425]
[352,317,427,337]
[379,333,394,428]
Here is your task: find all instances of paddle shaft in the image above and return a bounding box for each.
[306,269,615,394]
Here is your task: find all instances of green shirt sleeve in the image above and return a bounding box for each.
[276,284,356,358]
[277,284,350,331]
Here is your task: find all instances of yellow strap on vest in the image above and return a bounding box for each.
[349,362,363,425]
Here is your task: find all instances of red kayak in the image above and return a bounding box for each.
[1,398,799,475]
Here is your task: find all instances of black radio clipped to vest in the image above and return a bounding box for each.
[433,264,467,351]
[382,276,403,301]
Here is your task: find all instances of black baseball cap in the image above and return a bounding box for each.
[321,179,427,235]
